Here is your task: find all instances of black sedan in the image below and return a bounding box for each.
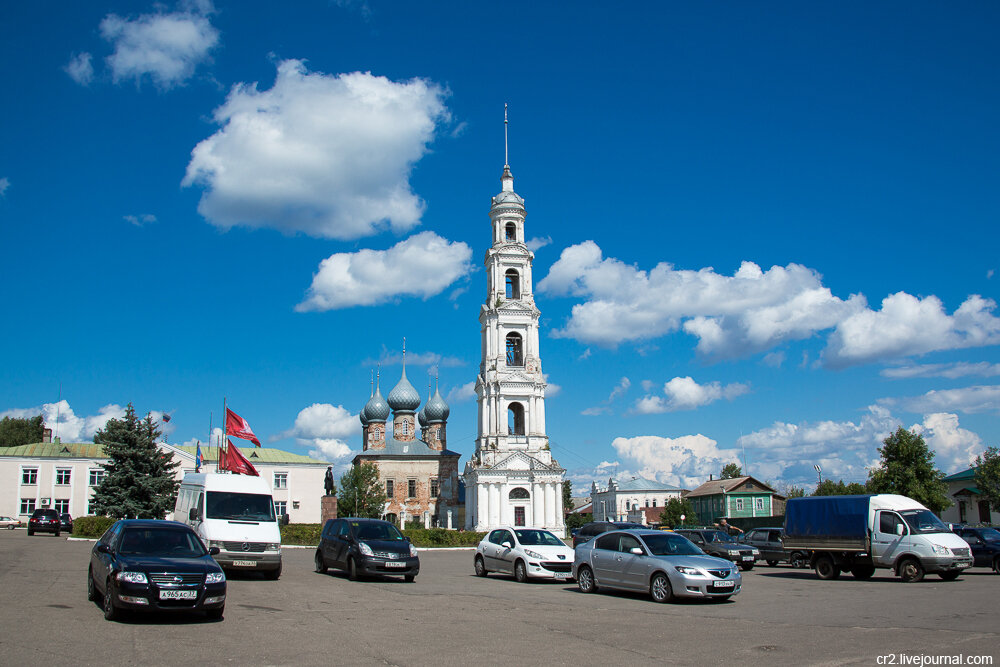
[953,526,1000,573]
[314,517,419,581]
[88,519,227,621]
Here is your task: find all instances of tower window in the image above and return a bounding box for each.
[507,402,525,436]
[505,269,520,299]
[506,333,523,366]
[505,222,517,242]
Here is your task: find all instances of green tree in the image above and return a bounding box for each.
[90,404,180,519]
[565,512,589,531]
[813,479,868,496]
[867,427,949,512]
[562,479,573,512]
[0,415,45,447]
[658,497,698,528]
[973,446,1000,512]
[338,462,389,519]
[721,462,742,479]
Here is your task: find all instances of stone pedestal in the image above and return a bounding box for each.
[321,495,338,524]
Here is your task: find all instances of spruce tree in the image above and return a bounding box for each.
[867,427,949,512]
[91,403,180,519]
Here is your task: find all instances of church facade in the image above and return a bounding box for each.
[463,140,566,535]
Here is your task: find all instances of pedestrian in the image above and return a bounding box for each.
[716,518,743,536]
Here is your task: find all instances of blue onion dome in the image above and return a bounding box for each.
[424,387,450,423]
[387,369,421,413]
[359,407,369,426]
[363,388,390,422]
[417,406,428,427]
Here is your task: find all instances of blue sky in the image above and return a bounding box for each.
[2,1,999,493]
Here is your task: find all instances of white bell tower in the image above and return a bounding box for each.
[464,106,566,535]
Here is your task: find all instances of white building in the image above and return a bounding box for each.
[464,117,566,535]
[591,477,684,522]
[940,466,1000,526]
[1,441,330,524]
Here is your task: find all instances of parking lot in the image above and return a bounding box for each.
[1,531,997,666]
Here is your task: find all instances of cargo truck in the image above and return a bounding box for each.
[783,494,972,582]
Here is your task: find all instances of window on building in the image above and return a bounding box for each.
[509,487,529,500]
[56,468,71,485]
[958,500,967,523]
[273,501,287,517]
[89,469,106,486]
[407,479,417,498]
[505,222,517,242]
[755,497,765,511]
[86,497,94,516]
[652,499,657,507]
[54,499,69,513]
[19,498,36,515]
[735,498,745,511]
[507,402,525,436]
[369,425,381,442]
[505,269,521,299]
[386,479,395,498]
[430,479,439,498]
[506,333,523,366]
[274,472,288,489]
[21,468,38,485]
[625,500,630,510]
[399,419,411,436]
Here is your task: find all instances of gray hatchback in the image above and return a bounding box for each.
[572,529,742,603]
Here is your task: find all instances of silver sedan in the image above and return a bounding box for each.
[572,529,742,603]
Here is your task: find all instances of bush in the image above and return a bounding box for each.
[73,515,115,538]
[402,528,485,548]
[280,523,323,545]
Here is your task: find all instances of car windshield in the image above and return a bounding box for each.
[354,522,405,541]
[899,509,949,535]
[119,527,207,557]
[641,533,704,556]
[706,530,736,543]
[976,528,1000,542]
[514,529,564,546]
[206,491,276,521]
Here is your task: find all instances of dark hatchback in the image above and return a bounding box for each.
[60,513,73,532]
[952,526,1000,573]
[315,517,419,582]
[28,508,62,536]
[572,521,647,548]
[674,529,759,570]
[88,520,227,621]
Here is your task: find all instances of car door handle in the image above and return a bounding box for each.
[615,556,623,561]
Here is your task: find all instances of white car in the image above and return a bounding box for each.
[474,527,575,582]
[1,516,21,530]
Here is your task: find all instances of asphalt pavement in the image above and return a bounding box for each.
[0,531,997,666]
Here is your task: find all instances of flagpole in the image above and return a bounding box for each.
[208,411,214,473]
[222,396,227,473]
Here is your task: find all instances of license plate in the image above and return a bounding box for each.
[160,590,197,600]
[742,556,754,561]
[384,561,405,568]
[232,560,256,567]
[713,580,735,588]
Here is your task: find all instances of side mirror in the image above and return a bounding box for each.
[96,544,111,554]
[502,542,512,549]
[189,507,200,522]
[209,547,221,556]
[895,523,905,536]
[630,547,643,556]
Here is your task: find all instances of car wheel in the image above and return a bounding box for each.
[790,553,806,569]
[740,562,754,571]
[992,556,1000,574]
[650,572,673,603]
[347,557,359,581]
[766,560,778,567]
[850,565,875,580]
[474,556,488,577]
[103,579,118,621]
[938,571,960,581]
[815,554,840,580]
[314,550,327,574]
[514,560,528,583]
[27,529,33,536]
[206,605,224,620]
[577,566,597,594]
[404,574,416,583]
[54,531,60,538]
[898,558,924,583]
[265,563,282,580]
[87,567,97,602]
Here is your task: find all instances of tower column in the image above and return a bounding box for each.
[544,483,556,529]
[533,480,544,527]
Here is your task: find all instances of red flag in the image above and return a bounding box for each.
[225,407,261,446]
[219,439,259,476]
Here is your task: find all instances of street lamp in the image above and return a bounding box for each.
[814,464,822,488]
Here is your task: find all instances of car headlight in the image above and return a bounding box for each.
[205,571,226,584]
[751,548,759,555]
[117,571,148,584]
[931,543,950,555]
[208,540,226,549]
[409,543,419,557]
[524,550,544,560]
[674,566,700,575]
[358,542,374,556]
[266,543,281,551]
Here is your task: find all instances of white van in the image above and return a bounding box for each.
[175,472,283,579]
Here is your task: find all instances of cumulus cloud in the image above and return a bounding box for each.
[297,232,472,310]
[538,240,1000,368]
[65,52,94,85]
[1,401,127,443]
[634,376,749,414]
[183,59,450,239]
[885,385,1000,415]
[881,361,1000,379]
[446,382,476,403]
[274,403,357,462]
[911,413,982,472]
[99,3,218,89]
[610,434,741,489]
[526,236,552,252]
[363,347,464,369]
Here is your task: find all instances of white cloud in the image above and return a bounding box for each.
[124,214,157,227]
[763,351,785,368]
[911,413,982,472]
[65,52,94,85]
[363,347,464,369]
[526,236,552,252]
[634,376,749,414]
[100,4,218,89]
[275,403,358,463]
[297,232,472,311]
[446,382,476,403]
[887,385,1000,415]
[611,434,740,489]
[881,361,1000,379]
[183,59,450,239]
[825,293,1000,367]
[0,177,9,197]
[308,439,354,462]
[1,401,126,443]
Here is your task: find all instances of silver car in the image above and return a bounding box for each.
[572,529,742,603]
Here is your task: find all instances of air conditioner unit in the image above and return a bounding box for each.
[40,498,51,507]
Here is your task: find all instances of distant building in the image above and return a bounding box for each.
[590,477,684,522]
[941,467,999,525]
[686,476,777,522]
[0,441,330,523]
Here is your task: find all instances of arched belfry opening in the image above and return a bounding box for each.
[507,402,525,435]
[505,332,523,366]
[505,222,517,242]
[505,269,521,299]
